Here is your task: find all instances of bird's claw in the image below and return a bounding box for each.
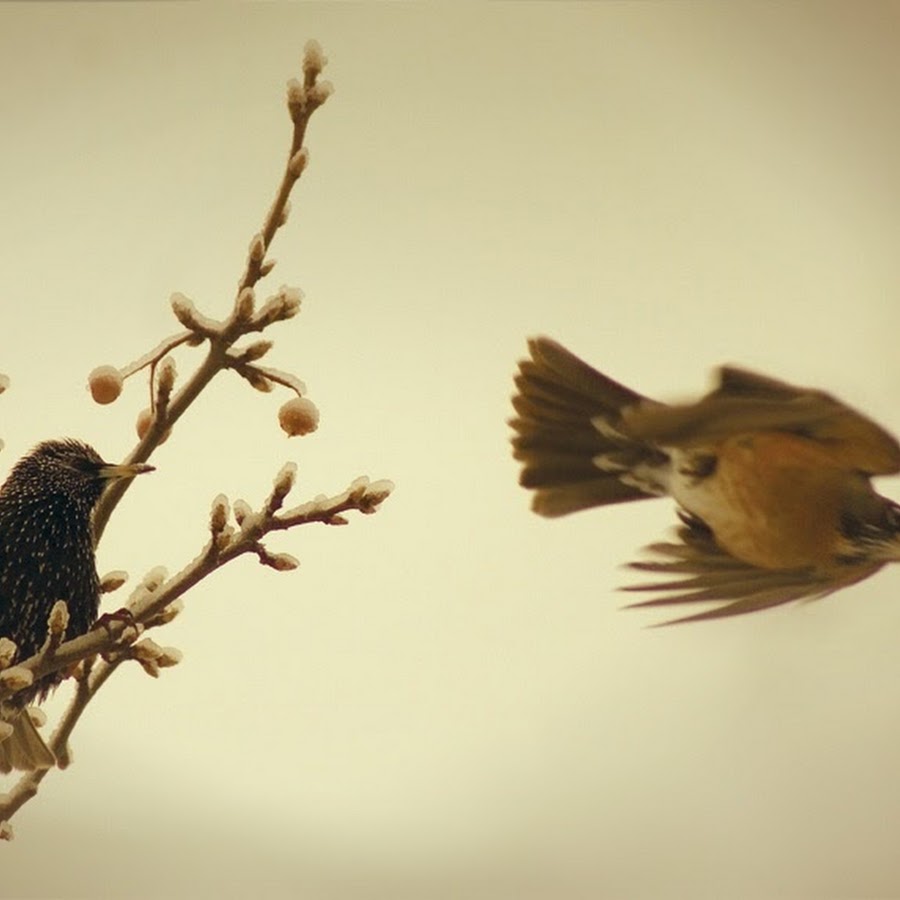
[93,608,141,658]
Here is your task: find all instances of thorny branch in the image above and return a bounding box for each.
[0,40,392,836]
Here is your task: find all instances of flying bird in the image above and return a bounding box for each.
[0,440,153,772]
[510,337,900,624]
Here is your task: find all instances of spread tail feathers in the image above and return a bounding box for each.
[510,337,668,517]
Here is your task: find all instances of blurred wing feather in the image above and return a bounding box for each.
[623,515,884,624]
[620,366,900,475]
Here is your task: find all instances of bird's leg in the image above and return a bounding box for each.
[92,608,136,633]
[92,609,142,660]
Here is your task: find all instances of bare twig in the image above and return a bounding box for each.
[0,40,391,837]
[0,472,392,826]
[92,43,331,541]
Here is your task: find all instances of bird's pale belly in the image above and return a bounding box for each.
[669,433,848,570]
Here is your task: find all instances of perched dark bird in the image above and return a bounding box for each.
[510,337,900,623]
[0,440,153,772]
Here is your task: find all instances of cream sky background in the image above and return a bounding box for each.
[2,2,900,897]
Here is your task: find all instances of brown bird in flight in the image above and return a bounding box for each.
[510,337,900,623]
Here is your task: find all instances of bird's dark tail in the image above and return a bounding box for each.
[510,337,669,517]
[0,707,55,774]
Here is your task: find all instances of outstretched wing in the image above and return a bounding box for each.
[619,366,900,476]
[622,513,884,625]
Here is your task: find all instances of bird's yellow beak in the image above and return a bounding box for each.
[97,461,155,481]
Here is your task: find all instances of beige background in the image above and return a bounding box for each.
[2,2,900,897]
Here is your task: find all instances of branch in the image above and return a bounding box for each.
[90,43,332,541]
[0,474,392,706]
[0,472,392,828]
[0,41,392,839]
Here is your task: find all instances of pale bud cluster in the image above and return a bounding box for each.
[144,598,183,629]
[210,493,230,534]
[170,291,196,329]
[303,39,328,78]
[157,356,177,399]
[47,601,69,642]
[0,666,33,693]
[100,570,129,594]
[265,551,299,571]
[0,638,17,670]
[287,69,333,122]
[253,284,302,329]
[288,148,309,179]
[307,82,334,106]
[248,232,266,263]
[286,77,306,113]
[256,546,300,572]
[170,292,219,336]
[141,567,168,594]
[359,479,395,513]
[233,499,253,526]
[345,476,395,514]
[267,462,297,512]
[91,270,309,442]
[131,638,182,678]
[235,287,256,323]
[273,284,303,317]
[237,340,273,364]
[242,368,275,393]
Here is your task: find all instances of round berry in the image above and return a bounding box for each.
[279,397,319,436]
[136,408,170,444]
[88,366,123,404]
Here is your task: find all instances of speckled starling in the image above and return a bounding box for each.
[0,440,153,773]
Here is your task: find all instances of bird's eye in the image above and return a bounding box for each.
[69,456,98,474]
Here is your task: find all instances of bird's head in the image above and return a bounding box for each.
[7,440,154,510]
[868,501,900,563]
[837,493,900,564]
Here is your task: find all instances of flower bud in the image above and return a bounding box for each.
[303,39,328,77]
[288,148,309,178]
[47,601,69,640]
[100,571,129,594]
[0,638,17,669]
[233,499,253,526]
[268,552,299,571]
[248,232,266,262]
[210,494,230,533]
[0,666,33,692]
